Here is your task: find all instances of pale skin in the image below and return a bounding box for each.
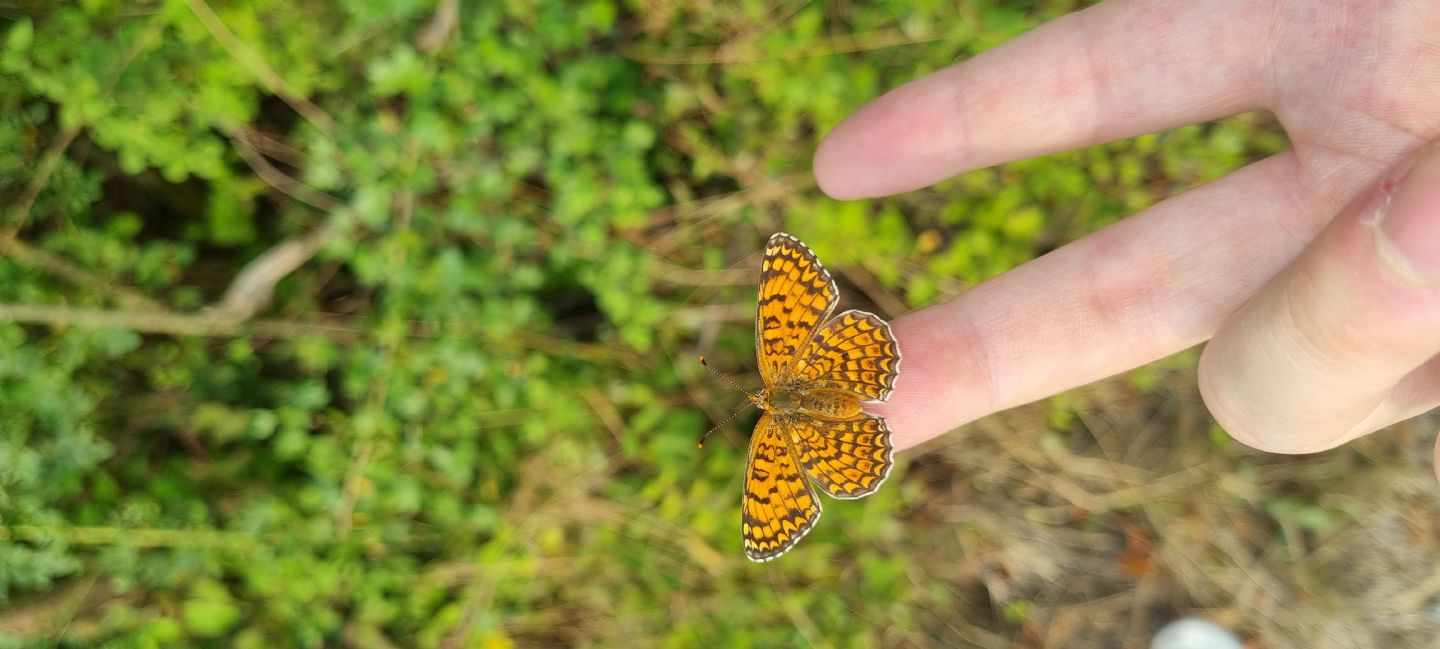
[815,1,1440,472]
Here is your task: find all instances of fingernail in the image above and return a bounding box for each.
[1375,144,1440,284]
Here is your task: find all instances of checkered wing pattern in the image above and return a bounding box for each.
[796,309,901,402]
[742,413,821,562]
[733,232,903,561]
[790,414,894,499]
[755,233,838,384]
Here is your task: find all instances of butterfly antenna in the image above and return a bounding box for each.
[697,402,754,448]
[699,355,751,394]
[697,355,758,448]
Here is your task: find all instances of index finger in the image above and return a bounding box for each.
[814,0,1272,198]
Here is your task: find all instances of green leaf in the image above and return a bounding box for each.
[181,581,242,638]
[2,19,33,65]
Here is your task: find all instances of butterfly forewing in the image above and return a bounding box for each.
[742,413,822,561]
[756,233,838,383]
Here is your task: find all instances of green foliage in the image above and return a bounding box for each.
[0,1,1286,647]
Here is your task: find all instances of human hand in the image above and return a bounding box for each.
[815,1,1440,465]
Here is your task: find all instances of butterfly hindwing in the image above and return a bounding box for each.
[796,309,901,402]
[789,414,894,500]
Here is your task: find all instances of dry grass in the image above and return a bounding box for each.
[896,363,1440,648]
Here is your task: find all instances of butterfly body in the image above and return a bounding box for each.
[755,385,864,421]
[739,233,902,562]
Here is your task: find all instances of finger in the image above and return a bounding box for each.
[868,151,1338,451]
[1434,424,1440,482]
[1197,144,1440,454]
[814,0,1271,198]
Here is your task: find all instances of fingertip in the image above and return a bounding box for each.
[813,76,963,199]
[812,109,895,199]
[811,131,856,199]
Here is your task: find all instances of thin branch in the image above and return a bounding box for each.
[0,124,82,253]
[580,386,627,447]
[0,303,642,366]
[415,0,460,53]
[0,524,257,550]
[210,222,335,320]
[216,128,346,320]
[623,28,950,66]
[334,438,375,536]
[3,13,164,250]
[840,265,908,318]
[183,0,338,137]
[231,129,343,211]
[234,127,307,167]
[5,240,164,311]
[0,10,155,245]
[0,302,360,341]
[0,578,121,640]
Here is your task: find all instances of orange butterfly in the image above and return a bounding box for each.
[739,232,901,561]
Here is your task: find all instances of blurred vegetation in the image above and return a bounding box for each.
[1,1,1436,648]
